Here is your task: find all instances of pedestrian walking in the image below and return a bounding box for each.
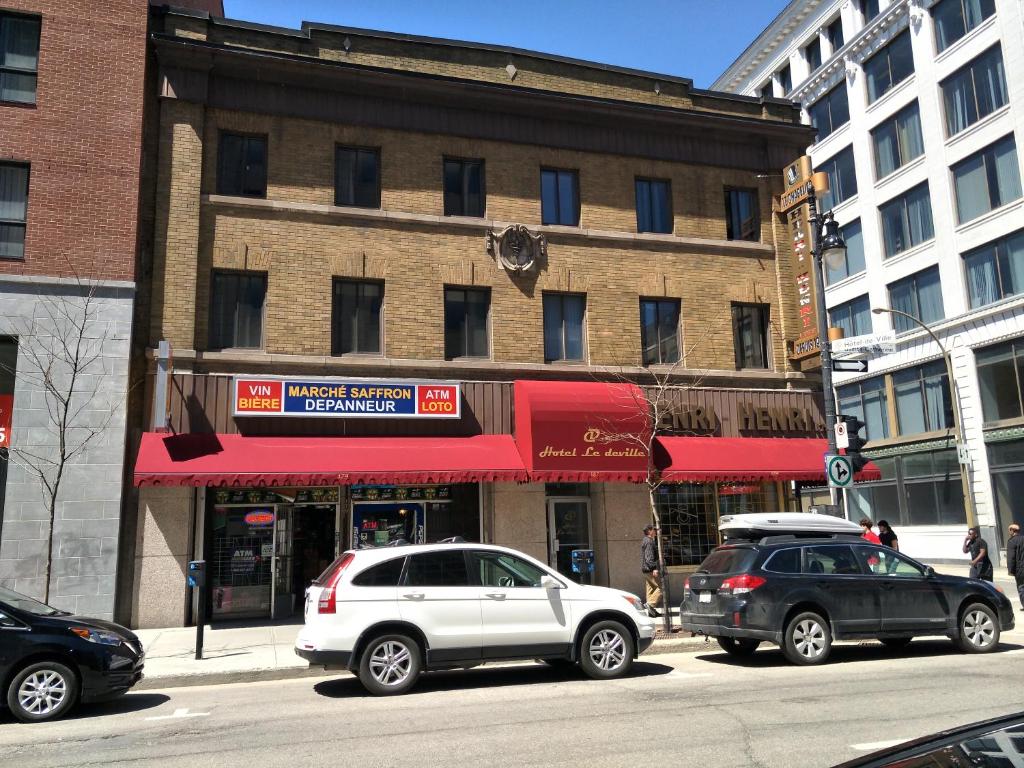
[859,518,881,545]
[641,524,662,618]
[1006,523,1024,609]
[877,520,899,551]
[963,527,993,581]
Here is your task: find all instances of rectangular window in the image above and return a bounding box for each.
[806,38,822,72]
[826,219,866,284]
[809,85,850,141]
[976,338,1024,423]
[332,279,383,355]
[893,361,953,435]
[444,286,489,359]
[864,30,914,103]
[540,169,580,226]
[0,162,29,259]
[861,0,881,22]
[334,147,380,208]
[209,271,266,349]
[941,45,1008,137]
[731,303,770,370]
[217,133,267,198]
[964,229,1024,308]
[724,188,759,241]
[872,101,924,179]
[443,158,485,217]
[880,182,934,257]
[828,294,871,338]
[778,64,792,95]
[543,292,586,362]
[635,178,672,234]
[639,298,681,366]
[0,13,40,105]
[838,376,890,441]
[759,82,773,100]
[827,17,845,51]
[952,135,1022,224]
[887,265,945,332]
[933,0,996,52]
[816,146,857,210]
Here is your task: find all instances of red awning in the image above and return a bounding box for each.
[655,436,882,482]
[514,380,651,482]
[133,433,528,487]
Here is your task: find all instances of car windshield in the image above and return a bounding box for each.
[0,586,67,616]
[696,547,758,575]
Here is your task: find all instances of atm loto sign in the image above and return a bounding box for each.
[232,377,461,419]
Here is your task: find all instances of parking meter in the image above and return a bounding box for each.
[571,549,595,585]
[187,560,206,660]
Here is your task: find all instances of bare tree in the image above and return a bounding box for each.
[594,333,712,634]
[1,279,118,602]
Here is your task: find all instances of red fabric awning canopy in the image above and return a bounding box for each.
[655,436,882,482]
[514,380,651,482]
[133,433,528,487]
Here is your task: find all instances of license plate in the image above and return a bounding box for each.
[698,591,712,604]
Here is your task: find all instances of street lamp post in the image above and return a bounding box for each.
[871,307,976,527]
[807,186,848,505]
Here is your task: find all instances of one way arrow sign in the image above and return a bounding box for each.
[833,359,869,373]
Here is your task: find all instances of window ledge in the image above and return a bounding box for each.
[204,195,775,258]
[874,155,927,195]
[954,198,1024,237]
[935,15,999,66]
[863,74,917,118]
[944,105,1012,150]
[881,237,935,267]
[0,99,36,110]
[824,269,868,292]
[827,194,860,217]
[810,122,851,156]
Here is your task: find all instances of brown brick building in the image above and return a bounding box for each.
[128,8,830,628]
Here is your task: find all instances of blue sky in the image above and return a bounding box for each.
[221,1,788,89]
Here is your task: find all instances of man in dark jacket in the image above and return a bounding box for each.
[641,525,661,618]
[963,527,993,581]
[1006,524,1024,609]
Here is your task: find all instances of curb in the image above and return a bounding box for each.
[134,636,712,690]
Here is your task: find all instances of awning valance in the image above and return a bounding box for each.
[514,380,651,482]
[133,433,528,487]
[655,436,882,483]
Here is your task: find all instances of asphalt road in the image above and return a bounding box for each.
[4,639,1024,768]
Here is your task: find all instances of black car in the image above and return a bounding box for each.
[0,586,144,722]
[679,535,1014,665]
[832,710,1024,767]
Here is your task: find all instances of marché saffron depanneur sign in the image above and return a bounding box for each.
[233,377,461,419]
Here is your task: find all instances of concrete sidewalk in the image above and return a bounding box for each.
[133,563,1024,690]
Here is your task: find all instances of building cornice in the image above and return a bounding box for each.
[204,195,777,259]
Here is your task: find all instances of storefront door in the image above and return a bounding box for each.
[546,499,591,581]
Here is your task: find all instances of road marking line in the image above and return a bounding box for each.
[145,707,210,721]
[850,739,908,751]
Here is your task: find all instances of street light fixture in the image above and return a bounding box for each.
[818,213,848,272]
[871,306,976,527]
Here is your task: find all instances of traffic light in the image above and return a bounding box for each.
[839,415,869,473]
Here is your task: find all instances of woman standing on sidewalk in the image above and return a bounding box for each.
[877,520,899,551]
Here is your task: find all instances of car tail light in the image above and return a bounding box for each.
[683,577,691,593]
[719,574,766,595]
[318,553,355,614]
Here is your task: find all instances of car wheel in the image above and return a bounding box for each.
[880,637,913,650]
[7,661,79,723]
[716,637,761,656]
[955,603,1000,653]
[579,620,634,680]
[357,634,422,696]
[783,611,832,665]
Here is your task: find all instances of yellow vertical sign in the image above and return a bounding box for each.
[780,157,821,364]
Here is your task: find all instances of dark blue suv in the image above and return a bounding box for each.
[679,536,1014,665]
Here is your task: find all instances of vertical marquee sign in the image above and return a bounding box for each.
[780,156,821,365]
[0,394,11,448]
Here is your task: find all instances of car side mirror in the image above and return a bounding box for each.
[540,575,564,590]
[924,566,935,578]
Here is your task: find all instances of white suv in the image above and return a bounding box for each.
[295,542,656,695]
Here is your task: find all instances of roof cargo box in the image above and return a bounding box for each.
[719,512,863,542]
